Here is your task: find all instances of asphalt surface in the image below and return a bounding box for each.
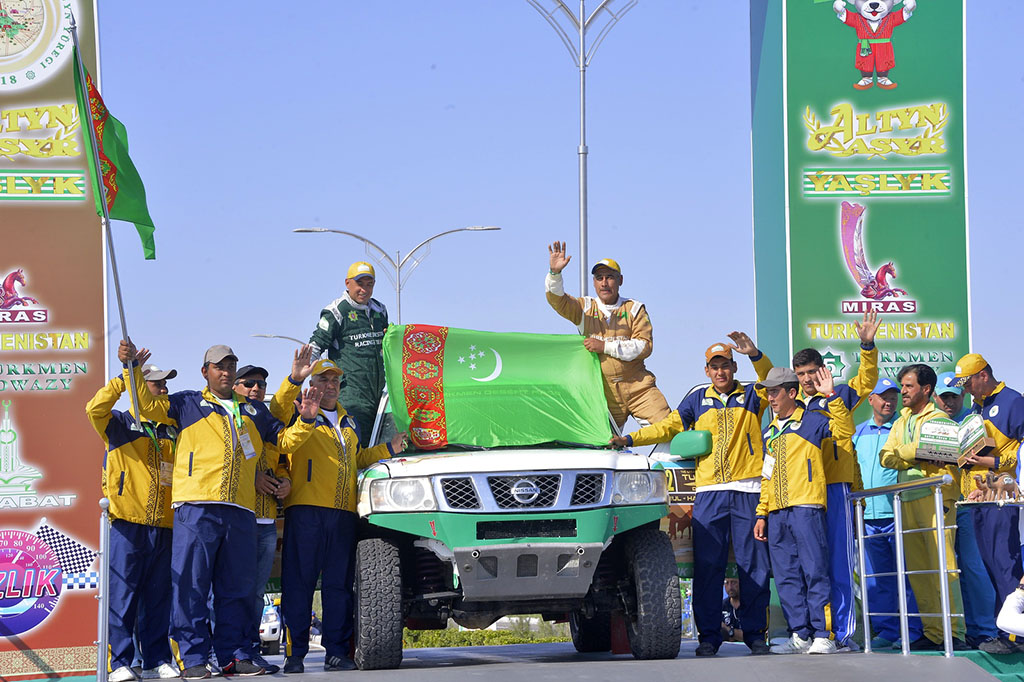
[262,640,996,681]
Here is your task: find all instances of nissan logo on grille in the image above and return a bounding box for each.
[510,479,541,504]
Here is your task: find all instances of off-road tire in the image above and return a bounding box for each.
[354,537,404,670]
[623,527,681,660]
[260,638,280,656]
[569,609,612,652]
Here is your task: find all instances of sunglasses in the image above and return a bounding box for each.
[237,379,267,389]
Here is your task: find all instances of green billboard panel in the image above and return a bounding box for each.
[752,0,970,383]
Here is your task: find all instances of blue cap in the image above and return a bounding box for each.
[936,371,963,396]
[871,377,898,396]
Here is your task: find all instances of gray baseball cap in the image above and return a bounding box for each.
[203,344,238,365]
[755,367,799,389]
[142,364,177,381]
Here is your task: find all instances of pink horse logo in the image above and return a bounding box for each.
[840,202,907,300]
[1,269,39,310]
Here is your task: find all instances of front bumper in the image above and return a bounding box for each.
[452,541,604,601]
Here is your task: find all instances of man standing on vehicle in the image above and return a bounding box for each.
[234,364,291,663]
[611,332,773,656]
[119,339,322,679]
[546,241,670,429]
[309,261,389,446]
[756,311,880,650]
[954,355,1024,654]
[272,346,407,674]
[86,352,180,681]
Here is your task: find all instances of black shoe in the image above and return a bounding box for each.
[695,641,718,657]
[221,659,266,677]
[323,656,356,672]
[747,639,771,656]
[180,666,212,681]
[976,637,1018,654]
[282,658,303,675]
[248,657,279,675]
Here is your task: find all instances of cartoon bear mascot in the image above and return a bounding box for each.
[833,0,916,90]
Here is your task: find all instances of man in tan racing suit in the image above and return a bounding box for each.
[545,241,671,429]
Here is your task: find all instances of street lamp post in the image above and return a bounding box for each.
[525,0,637,296]
[293,226,501,323]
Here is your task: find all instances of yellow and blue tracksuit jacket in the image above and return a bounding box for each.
[254,442,281,521]
[627,352,774,487]
[270,376,393,513]
[879,402,960,503]
[756,397,854,516]
[124,365,315,511]
[86,375,175,528]
[760,344,877,488]
[961,382,1023,498]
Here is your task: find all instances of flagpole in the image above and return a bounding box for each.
[69,12,142,430]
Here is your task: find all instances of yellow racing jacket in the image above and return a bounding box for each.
[86,375,174,528]
[124,365,315,511]
[756,397,854,516]
[879,402,961,503]
[270,376,393,512]
[627,353,774,487]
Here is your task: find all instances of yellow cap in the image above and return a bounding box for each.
[310,359,344,377]
[346,261,375,280]
[953,353,988,387]
[590,258,621,275]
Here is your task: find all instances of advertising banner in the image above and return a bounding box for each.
[752,0,970,383]
[0,1,106,677]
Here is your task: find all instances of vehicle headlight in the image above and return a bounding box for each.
[261,611,278,624]
[369,477,437,512]
[611,471,667,505]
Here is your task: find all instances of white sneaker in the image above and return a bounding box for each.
[205,662,222,678]
[808,637,840,654]
[141,663,180,679]
[771,633,812,654]
[109,667,137,682]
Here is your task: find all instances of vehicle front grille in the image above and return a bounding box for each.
[440,477,480,509]
[487,474,560,509]
[570,473,605,506]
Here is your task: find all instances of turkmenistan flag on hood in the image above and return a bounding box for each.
[383,325,612,450]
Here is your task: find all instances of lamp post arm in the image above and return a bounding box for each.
[584,0,637,65]
[293,228,397,269]
[398,227,500,269]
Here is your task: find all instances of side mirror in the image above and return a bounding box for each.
[670,431,712,460]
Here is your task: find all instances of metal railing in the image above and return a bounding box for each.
[847,474,962,658]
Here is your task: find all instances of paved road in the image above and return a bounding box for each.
[264,640,995,681]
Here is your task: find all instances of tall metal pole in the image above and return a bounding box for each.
[525,0,637,297]
[70,13,142,429]
[577,0,589,297]
[395,250,403,324]
[95,499,110,682]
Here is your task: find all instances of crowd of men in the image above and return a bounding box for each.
[87,246,1024,680]
[548,242,1024,656]
[88,261,404,679]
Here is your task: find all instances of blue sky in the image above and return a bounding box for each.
[97,2,1022,425]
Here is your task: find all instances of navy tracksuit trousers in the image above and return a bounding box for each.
[281,506,357,661]
[108,520,173,670]
[171,503,257,668]
[768,506,833,641]
[692,490,771,648]
[974,505,1023,629]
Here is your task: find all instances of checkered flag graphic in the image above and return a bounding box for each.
[35,521,97,574]
[63,572,99,590]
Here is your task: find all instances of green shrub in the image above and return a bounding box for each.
[403,623,570,648]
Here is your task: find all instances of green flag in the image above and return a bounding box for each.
[383,325,613,450]
[73,47,156,260]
